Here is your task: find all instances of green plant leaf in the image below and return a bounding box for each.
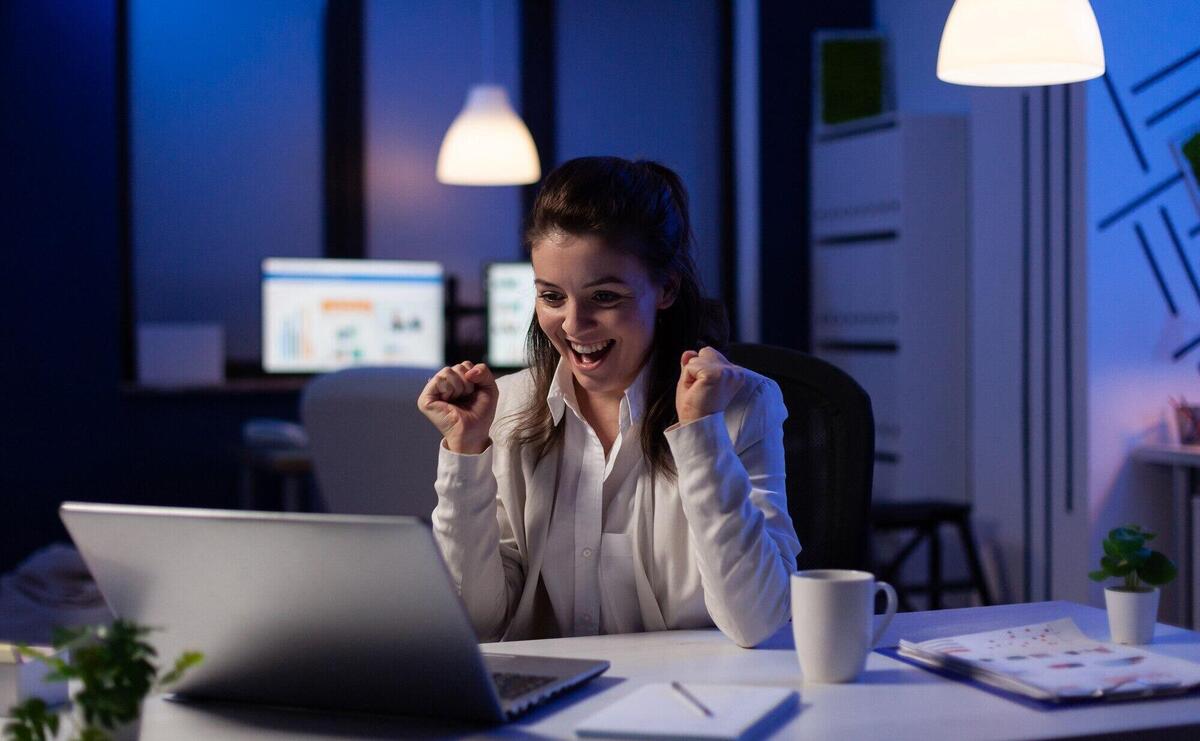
[6,619,203,741]
[1102,538,1123,559]
[1088,569,1110,582]
[1101,554,1135,576]
[50,625,89,650]
[1110,528,1147,555]
[159,651,204,687]
[3,698,58,741]
[1127,547,1152,568]
[1139,550,1178,586]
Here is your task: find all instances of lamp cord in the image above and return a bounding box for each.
[481,0,495,83]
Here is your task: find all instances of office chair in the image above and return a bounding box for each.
[301,366,443,517]
[725,343,875,571]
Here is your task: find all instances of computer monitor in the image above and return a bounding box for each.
[486,261,536,368]
[262,258,445,373]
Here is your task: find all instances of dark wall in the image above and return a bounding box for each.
[757,0,873,349]
[0,1,297,573]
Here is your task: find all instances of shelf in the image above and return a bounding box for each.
[121,376,308,397]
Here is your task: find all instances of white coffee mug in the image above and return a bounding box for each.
[791,569,898,683]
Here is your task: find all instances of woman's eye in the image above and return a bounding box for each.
[538,291,564,304]
[593,291,621,303]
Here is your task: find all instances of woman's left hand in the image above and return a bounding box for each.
[676,346,746,424]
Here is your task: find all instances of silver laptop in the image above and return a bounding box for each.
[59,502,608,722]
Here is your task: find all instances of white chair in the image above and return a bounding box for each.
[301,366,443,517]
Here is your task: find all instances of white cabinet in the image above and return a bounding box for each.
[811,115,969,505]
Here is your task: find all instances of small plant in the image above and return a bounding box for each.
[1088,525,1178,591]
[4,620,202,741]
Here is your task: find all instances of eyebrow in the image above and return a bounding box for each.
[534,276,630,289]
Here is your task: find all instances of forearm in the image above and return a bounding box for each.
[666,412,796,648]
[429,443,519,641]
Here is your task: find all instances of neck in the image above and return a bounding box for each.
[573,378,623,416]
[573,379,623,452]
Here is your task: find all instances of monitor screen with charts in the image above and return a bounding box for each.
[486,261,536,368]
[262,258,445,373]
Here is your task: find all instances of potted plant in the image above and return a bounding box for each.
[4,619,202,741]
[1088,525,1178,644]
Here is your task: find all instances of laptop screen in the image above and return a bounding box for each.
[262,258,445,373]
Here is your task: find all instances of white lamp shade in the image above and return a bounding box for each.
[937,0,1105,87]
[436,84,541,186]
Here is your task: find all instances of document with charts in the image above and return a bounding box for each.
[898,618,1200,702]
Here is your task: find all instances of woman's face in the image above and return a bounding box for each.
[532,233,674,399]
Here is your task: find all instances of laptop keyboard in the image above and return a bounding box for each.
[492,671,556,700]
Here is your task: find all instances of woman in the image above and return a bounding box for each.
[418,157,799,647]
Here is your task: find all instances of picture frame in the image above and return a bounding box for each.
[812,29,895,139]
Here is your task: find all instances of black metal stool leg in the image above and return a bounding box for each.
[879,529,925,612]
[955,516,992,605]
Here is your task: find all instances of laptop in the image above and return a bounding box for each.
[59,502,609,723]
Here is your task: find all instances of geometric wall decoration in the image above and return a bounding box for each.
[1095,49,1200,370]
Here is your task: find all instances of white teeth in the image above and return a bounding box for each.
[570,340,613,354]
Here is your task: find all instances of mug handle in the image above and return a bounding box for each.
[871,581,899,647]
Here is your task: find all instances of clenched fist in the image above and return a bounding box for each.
[675,346,746,424]
[418,361,499,454]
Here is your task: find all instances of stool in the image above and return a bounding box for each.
[870,501,992,611]
[238,445,314,512]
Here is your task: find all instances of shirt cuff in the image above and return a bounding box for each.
[664,411,730,464]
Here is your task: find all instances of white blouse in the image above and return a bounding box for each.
[430,361,801,647]
[542,359,646,637]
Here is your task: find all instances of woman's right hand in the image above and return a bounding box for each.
[418,361,499,454]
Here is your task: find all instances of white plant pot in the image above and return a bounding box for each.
[1104,586,1160,645]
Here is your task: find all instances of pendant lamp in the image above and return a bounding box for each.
[937,0,1105,87]
[436,1,540,185]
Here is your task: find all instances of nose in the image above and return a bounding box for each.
[561,299,595,337]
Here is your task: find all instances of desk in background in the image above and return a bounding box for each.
[134,601,1200,740]
[1132,443,1200,629]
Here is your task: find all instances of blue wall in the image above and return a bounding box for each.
[556,0,723,296]
[0,1,299,573]
[132,0,324,363]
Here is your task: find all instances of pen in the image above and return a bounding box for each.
[670,680,714,718]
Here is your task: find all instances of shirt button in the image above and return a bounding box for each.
[582,547,593,558]
[581,612,593,624]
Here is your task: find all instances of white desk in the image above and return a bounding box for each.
[128,600,1200,740]
[1132,443,1200,628]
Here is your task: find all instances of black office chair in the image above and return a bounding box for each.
[725,343,875,571]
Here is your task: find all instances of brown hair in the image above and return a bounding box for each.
[511,156,712,479]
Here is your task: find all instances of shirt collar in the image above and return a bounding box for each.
[545,358,652,432]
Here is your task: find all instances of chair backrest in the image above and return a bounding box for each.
[300,366,443,517]
[725,343,875,571]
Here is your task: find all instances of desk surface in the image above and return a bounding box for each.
[123,601,1200,739]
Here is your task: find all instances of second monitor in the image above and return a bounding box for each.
[486,261,536,368]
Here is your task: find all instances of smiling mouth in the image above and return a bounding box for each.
[569,339,615,368]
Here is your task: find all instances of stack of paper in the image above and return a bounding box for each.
[898,618,1200,702]
[576,682,797,740]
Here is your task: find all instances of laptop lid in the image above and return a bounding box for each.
[59,503,506,721]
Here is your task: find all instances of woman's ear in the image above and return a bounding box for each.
[657,275,679,310]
